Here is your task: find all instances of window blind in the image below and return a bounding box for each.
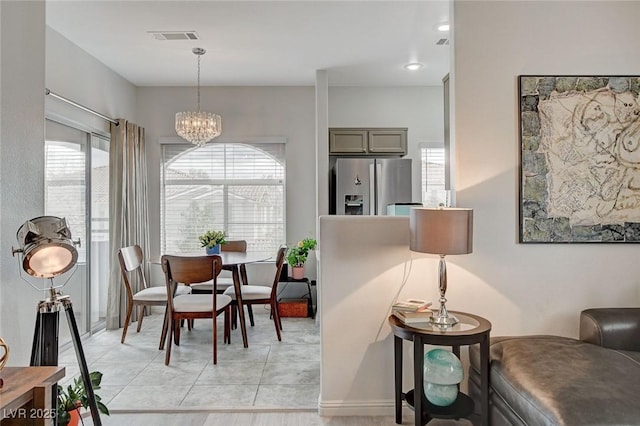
[161,143,286,253]
[421,147,448,207]
[45,140,87,263]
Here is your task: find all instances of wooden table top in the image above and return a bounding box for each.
[389,310,491,339]
[0,366,66,417]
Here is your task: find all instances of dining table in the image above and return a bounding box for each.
[151,251,273,348]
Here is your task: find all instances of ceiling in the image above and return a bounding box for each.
[46,0,450,87]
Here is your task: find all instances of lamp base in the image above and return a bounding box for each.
[430,312,459,326]
[430,256,458,327]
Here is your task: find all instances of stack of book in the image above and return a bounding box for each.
[392,299,433,324]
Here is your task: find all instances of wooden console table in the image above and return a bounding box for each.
[1,366,65,425]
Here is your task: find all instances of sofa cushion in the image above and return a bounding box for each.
[470,335,640,425]
[580,308,640,352]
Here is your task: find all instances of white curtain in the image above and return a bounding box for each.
[106,119,150,329]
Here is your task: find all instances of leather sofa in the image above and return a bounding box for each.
[468,308,640,425]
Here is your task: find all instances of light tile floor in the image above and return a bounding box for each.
[58,306,320,412]
[87,412,473,426]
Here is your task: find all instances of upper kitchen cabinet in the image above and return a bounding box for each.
[329,128,407,156]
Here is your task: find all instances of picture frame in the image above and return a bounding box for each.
[519,75,640,243]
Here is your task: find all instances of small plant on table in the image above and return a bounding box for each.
[198,230,227,248]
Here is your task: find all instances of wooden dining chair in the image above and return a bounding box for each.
[160,254,231,365]
[118,244,191,345]
[223,247,287,341]
[190,240,248,294]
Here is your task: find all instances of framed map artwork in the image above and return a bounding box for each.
[519,75,640,242]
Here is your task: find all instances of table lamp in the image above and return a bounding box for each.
[410,207,473,326]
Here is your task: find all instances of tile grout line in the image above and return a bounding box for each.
[178,359,212,408]
[253,343,272,406]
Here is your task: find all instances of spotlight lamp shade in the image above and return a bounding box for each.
[410,208,473,326]
[175,47,222,146]
[12,216,79,278]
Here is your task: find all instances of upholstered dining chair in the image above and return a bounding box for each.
[117,244,191,345]
[223,247,287,341]
[160,254,231,365]
[190,240,248,294]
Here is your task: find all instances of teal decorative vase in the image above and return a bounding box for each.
[206,245,220,255]
[423,348,463,406]
[424,382,459,406]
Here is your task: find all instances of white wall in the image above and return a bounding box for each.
[319,216,440,415]
[0,13,136,364]
[46,28,137,133]
[0,0,47,366]
[316,71,329,218]
[329,86,444,203]
[452,0,640,337]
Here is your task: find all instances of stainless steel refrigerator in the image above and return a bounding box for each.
[335,158,412,215]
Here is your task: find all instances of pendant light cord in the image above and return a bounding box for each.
[197,53,201,112]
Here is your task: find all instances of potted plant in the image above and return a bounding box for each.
[198,230,227,255]
[57,371,109,426]
[286,238,317,279]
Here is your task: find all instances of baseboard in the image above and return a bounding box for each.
[107,407,317,414]
[318,399,395,416]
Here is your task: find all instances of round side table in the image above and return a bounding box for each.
[388,311,491,426]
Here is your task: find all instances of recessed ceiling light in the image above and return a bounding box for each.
[437,23,450,32]
[404,63,423,71]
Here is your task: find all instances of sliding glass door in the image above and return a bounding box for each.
[45,120,109,342]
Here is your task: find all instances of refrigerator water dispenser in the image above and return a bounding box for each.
[344,195,364,215]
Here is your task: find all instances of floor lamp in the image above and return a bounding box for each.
[12,216,102,426]
[410,207,473,326]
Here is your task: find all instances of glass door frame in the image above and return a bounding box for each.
[89,134,110,333]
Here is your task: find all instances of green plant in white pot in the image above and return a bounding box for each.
[198,230,227,255]
[286,238,317,279]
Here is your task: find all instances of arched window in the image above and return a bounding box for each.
[161,142,285,253]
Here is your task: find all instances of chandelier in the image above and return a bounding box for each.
[175,47,221,146]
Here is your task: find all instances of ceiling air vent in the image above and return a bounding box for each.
[148,31,199,41]
[436,38,449,46]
